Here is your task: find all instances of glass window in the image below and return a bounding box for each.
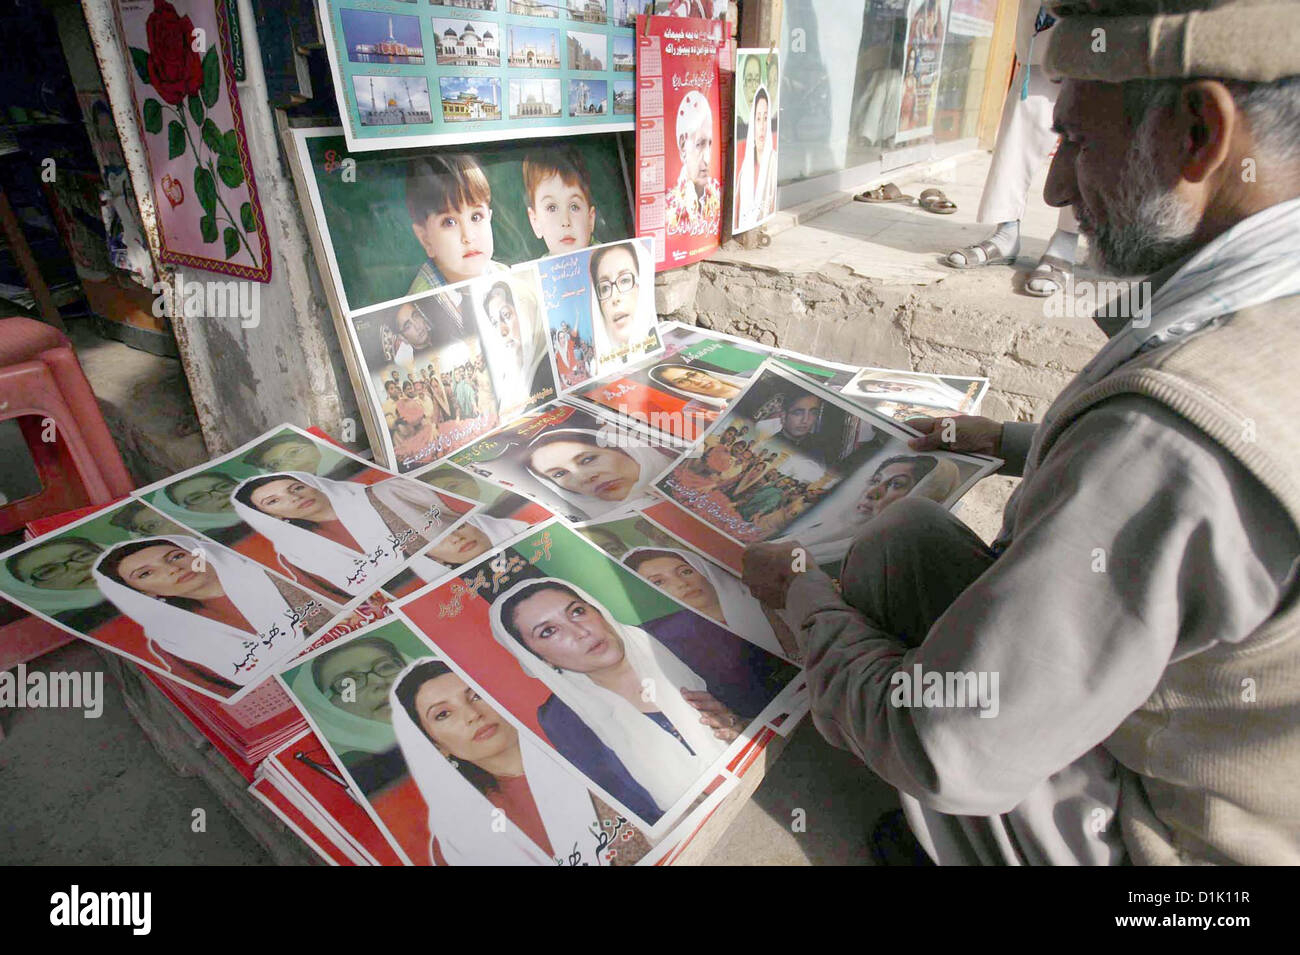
[778,0,998,188]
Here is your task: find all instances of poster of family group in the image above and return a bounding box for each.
[634,15,726,270]
[317,0,650,152]
[895,0,954,143]
[652,361,1000,576]
[731,49,778,234]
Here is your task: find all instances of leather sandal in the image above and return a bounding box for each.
[918,188,957,214]
[854,182,915,203]
[1023,254,1073,297]
[945,239,1015,270]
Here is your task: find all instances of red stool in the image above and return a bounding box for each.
[0,317,136,694]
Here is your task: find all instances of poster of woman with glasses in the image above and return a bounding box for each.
[537,237,660,392]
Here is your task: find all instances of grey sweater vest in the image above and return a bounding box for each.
[1030,295,1300,864]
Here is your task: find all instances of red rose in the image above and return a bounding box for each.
[145,0,203,106]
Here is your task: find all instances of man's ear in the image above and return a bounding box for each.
[526,204,542,238]
[1179,80,1236,184]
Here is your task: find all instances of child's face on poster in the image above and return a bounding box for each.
[412,202,495,283]
[527,174,596,252]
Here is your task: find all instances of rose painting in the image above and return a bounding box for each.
[115,0,271,281]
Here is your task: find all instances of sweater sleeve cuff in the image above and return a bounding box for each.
[998,421,1038,478]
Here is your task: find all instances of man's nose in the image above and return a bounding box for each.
[1044,142,1078,209]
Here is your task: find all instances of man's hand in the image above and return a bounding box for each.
[742,540,806,609]
[680,689,743,742]
[907,414,1004,455]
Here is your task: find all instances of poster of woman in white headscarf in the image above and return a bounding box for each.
[0,499,343,702]
[895,0,953,143]
[841,366,989,415]
[577,511,800,660]
[280,617,659,865]
[451,402,680,523]
[136,425,480,603]
[731,49,779,235]
[464,267,557,421]
[654,360,1000,547]
[537,237,661,389]
[396,520,801,835]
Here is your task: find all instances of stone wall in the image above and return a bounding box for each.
[656,260,1107,425]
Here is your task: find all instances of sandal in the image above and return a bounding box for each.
[854,182,915,203]
[918,188,957,214]
[1023,254,1073,297]
[945,239,1015,270]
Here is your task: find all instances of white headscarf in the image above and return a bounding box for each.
[0,538,110,615]
[490,578,729,813]
[230,472,450,594]
[648,363,748,410]
[523,427,670,521]
[848,370,970,410]
[736,84,774,231]
[589,242,657,376]
[416,513,534,574]
[91,534,308,686]
[389,658,608,866]
[480,275,547,416]
[620,546,783,657]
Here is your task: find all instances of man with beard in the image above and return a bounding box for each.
[743,0,1300,865]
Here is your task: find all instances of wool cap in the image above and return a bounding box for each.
[1044,1,1300,83]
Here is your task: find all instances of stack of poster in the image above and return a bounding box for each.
[1,320,1004,864]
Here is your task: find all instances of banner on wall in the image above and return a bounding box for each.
[316,0,651,153]
[114,0,272,281]
[634,14,725,271]
[894,0,954,144]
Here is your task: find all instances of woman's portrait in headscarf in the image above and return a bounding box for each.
[843,367,983,413]
[472,270,555,418]
[488,574,796,823]
[587,240,659,372]
[230,471,460,598]
[733,60,777,234]
[90,533,339,693]
[290,632,414,793]
[391,658,652,865]
[452,405,677,523]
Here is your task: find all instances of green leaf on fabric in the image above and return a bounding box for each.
[130,48,150,85]
[142,98,162,134]
[221,130,238,158]
[223,226,240,259]
[201,119,222,155]
[217,154,244,188]
[194,167,216,215]
[201,47,220,108]
[239,201,256,233]
[187,95,204,126]
[200,214,218,243]
[167,120,185,160]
